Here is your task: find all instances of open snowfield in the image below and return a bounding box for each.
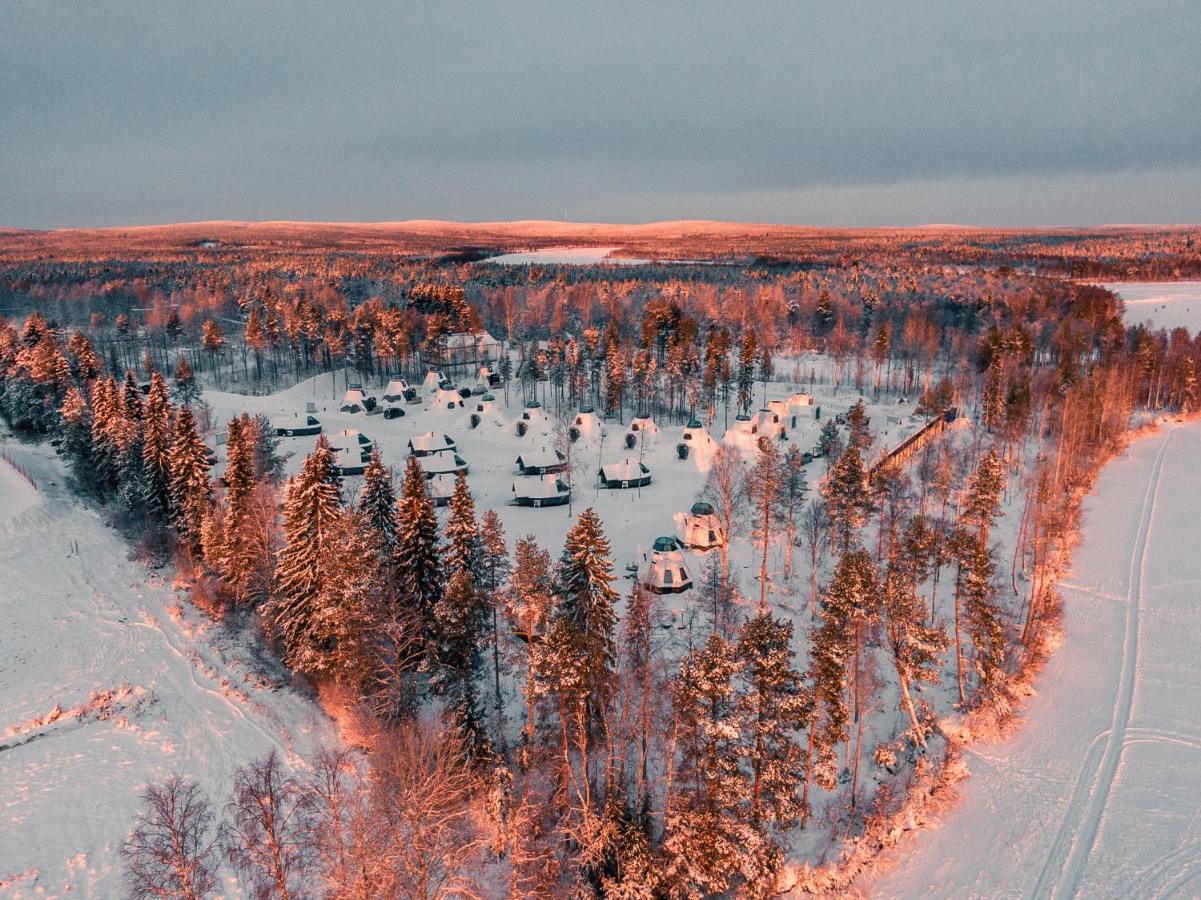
[0,440,337,897]
[1104,281,1201,332]
[483,246,650,265]
[866,419,1201,898]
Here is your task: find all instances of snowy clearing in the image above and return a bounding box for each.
[0,441,337,897]
[1104,281,1201,333]
[865,419,1201,899]
[483,246,649,265]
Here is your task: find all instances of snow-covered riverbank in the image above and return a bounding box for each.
[865,419,1201,898]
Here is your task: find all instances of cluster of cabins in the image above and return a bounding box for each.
[274,375,824,599]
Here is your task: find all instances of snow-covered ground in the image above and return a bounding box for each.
[1104,281,1201,332]
[866,419,1201,898]
[0,440,337,897]
[483,246,649,265]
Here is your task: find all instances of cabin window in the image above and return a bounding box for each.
[663,570,673,584]
[678,568,688,581]
[708,530,716,543]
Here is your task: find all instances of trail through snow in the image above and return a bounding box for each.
[0,440,336,897]
[866,420,1201,898]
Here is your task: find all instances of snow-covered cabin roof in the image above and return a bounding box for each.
[339,388,368,411]
[628,416,659,438]
[599,457,651,482]
[422,370,446,392]
[334,428,372,447]
[427,472,457,501]
[408,431,456,455]
[787,392,814,410]
[515,446,567,471]
[418,453,468,477]
[432,388,466,409]
[512,474,570,500]
[382,379,411,401]
[642,542,692,593]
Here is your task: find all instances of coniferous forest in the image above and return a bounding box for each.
[2,222,1200,896]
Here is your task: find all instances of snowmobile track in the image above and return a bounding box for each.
[1032,426,1173,900]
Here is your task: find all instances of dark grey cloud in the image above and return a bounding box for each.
[2,0,1199,227]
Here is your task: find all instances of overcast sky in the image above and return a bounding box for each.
[3,1,1200,229]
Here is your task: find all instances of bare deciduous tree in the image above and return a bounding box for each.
[221,750,312,900]
[370,719,484,900]
[121,775,219,900]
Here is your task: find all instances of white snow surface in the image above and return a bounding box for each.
[0,442,336,897]
[1103,281,1201,333]
[867,420,1201,899]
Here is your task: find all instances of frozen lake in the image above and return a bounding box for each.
[483,246,649,265]
[1104,281,1201,333]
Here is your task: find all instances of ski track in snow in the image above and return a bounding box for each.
[1033,426,1170,899]
[0,441,335,897]
[867,421,1201,899]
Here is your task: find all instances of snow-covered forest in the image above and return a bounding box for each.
[2,223,1200,897]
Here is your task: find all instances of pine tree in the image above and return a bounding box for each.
[747,437,785,612]
[506,535,553,755]
[960,531,1007,704]
[735,614,809,831]
[823,443,870,552]
[882,554,948,747]
[779,444,808,580]
[395,455,443,636]
[167,406,212,546]
[820,547,880,811]
[663,633,776,896]
[816,418,844,465]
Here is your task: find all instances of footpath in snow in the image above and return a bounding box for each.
[865,420,1201,898]
[0,441,336,897]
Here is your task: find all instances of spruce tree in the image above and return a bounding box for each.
[264,437,344,677]
[140,372,174,520]
[962,446,1006,543]
[479,510,511,751]
[90,375,121,497]
[961,531,1007,703]
[167,405,212,546]
[172,355,199,406]
[430,568,489,758]
[358,448,399,562]
[395,455,443,635]
[59,386,96,492]
[801,588,850,829]
[845,398,872,453]
[555,508,618,723]
[444,471,482,581]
